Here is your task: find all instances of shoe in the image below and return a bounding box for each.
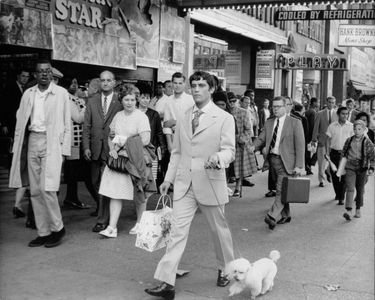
[319,182,324,187]
[28,235,51,247]
[129,223,140,235]
[145,282,175,299]
[232,189,240,197]
[228,177,236,183]
[264,214,276,230]
[99,226,117,238]
[92,223,107,232]
[265,191,276,197]
[277,216,291,224]
[217,269,230,287]
[306,170,313,175]
[63,200,90,209]
[13,207,26,218]
[242,180,255,187]
[45,227,66,248]
[325,169,331,183]
[337,200,344,205]
[343,212,351,221]
[90,210,98,217]
[25,219,36,229]
[354,209,361,218]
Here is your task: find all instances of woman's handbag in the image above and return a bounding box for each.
[106,146,128,174]
[135,194,173,252]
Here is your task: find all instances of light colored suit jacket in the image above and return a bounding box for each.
[253,115,305,175]
[82,93,122,161]
[312,108,337,147]
[165,103,235,206]
[9,82,71,191]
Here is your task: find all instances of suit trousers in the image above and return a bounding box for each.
[268,155,290,220]
[329,149,346,201]
[317,146,328,183]
[154,185,235,286]
[268,164,277,191]
[28,132,64,237]
[91,159,110,224]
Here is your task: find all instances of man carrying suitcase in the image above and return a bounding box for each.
[250,96,305,230]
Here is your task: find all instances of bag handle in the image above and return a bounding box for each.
[155,194,172,211]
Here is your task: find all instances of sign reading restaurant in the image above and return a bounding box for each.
[275,53,347,70]
[275,9,375,21]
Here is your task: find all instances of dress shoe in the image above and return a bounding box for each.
[343,212,351,221]
[13,207,26,218]
[63,200,90,209]
[277,216,291,224]
[217,269,230,287]
[337,200,344,205]
[25,219,36,229]
[99,226,117,238]
[319,182,324,187]
[242,180,255,187]
[45,227,66,248]
[28,235,51,247]
[90,209,98,217]
[92,223,107,232]
[325,169,331,183]
[354,209,361,218]
[232,189,240,197]
[145,282,175,299]
[264,214,276,230]
[265,191,276,197]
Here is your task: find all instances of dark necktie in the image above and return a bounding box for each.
[192,110,203,134]
[328,110,331,124]
[103,97,108,118]
[269,118,280,151]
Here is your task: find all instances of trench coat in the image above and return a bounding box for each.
[9,82,71,191]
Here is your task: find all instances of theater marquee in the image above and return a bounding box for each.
[275,53,348,70]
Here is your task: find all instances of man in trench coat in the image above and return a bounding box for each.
[9,60,71,248]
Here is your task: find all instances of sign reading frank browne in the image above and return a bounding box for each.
[275,9,375,21]
[338,25,375,47]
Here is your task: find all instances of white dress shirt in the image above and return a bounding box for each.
[270,114,287,155]
[29,86,51,132]
[101,92,113,113]
[326,120,354,150]
[149,94,168,119]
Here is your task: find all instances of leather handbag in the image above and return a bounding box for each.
[281,176,310,204]
[106,146,128,174]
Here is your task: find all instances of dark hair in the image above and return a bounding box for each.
[212,91,229,112]
[136,82,153,96]
[163,80,171,87]
[356,111,370,125]
[227,91,236,100]
[345,98,354,105]
[244,89,254,97]
[35,59,51,70]
[337,106,348,115]
[17,69,30,75]
[172,72,185,82]
[189,71,215,90]
[240,96,250,102]
[293,102,303,112]
[156,81,163,86]
[310,97,318,105]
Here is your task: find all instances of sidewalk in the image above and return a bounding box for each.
[0,165,374,300]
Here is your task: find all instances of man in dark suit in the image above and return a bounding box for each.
[251,96,305,230]
[82,71,122,232]
[305,97,319,174]
[292,102,309,174]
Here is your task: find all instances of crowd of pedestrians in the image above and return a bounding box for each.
[1,61,374,299]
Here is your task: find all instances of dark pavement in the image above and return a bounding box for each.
[0,163,374,300]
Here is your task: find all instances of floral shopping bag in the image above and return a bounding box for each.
[135,195,173,252]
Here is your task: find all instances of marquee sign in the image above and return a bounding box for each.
[275,53,348,70]
[275,9,375,21]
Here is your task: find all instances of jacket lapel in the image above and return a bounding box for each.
[184,107,193,140]
[104,93,118,124]
[280,116,289,142]
[96,94,105,120]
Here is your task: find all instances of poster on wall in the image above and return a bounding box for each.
[173,41,185,64]
[53,24,136,69]
[255,50,275,89]
[158,61,183,82]
[0,3,52,49]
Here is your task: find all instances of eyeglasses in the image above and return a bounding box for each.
[272,105,285,109]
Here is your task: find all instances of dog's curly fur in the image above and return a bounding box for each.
[224,250,280,299]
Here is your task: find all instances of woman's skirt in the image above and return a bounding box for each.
[99,166,134,200]
[234,146,258,178]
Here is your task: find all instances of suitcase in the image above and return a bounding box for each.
[281,176,310,204]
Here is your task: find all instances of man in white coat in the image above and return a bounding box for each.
[145,71,236,300]
[9,60,71,248]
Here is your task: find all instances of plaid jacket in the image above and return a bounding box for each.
[342,135,375,170]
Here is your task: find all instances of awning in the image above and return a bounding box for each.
[353,83,375,95]
[190,10,287,44]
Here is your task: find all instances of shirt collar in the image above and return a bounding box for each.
[193,100,212,114]
[102,92,114,101]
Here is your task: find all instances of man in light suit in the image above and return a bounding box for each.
[311,96,337,187]
[82,71,122,232]
[251,96,305,230]
[145,71,236,300]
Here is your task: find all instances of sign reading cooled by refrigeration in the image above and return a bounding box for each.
[255,50,275,89]
[338,25,375,47]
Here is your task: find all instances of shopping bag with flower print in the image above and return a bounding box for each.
[135,195,173,252]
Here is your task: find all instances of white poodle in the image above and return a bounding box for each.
[224,250,280,299]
